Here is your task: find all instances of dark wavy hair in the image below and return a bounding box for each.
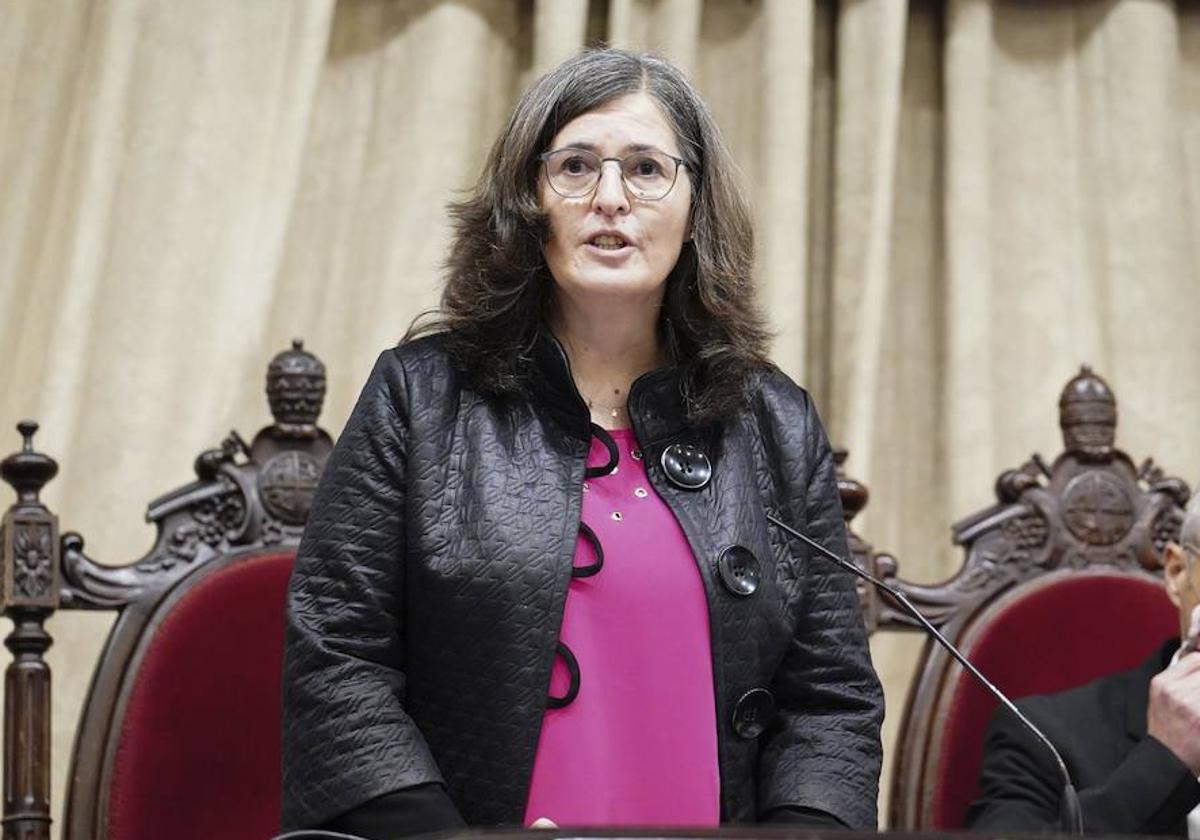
[408,47,770,424]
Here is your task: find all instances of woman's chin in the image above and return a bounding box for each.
[556,271,665,302]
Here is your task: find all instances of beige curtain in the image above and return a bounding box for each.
[2,0,1199,833]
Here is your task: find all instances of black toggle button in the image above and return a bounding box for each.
[732,687,776,739]
[660,443,712,490]
[716,545,760,597]
[547,642,580,709]
[585,424,620,478]
[572,521,604,578]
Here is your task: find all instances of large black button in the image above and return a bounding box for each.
[732,688,776,739]
[717,545,760,596]
[660,443,712,490]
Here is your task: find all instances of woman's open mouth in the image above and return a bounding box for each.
[586,234,632,253]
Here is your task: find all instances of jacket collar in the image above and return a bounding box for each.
[530,327,694,446]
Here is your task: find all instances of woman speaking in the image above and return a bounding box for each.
[282,47,883,839]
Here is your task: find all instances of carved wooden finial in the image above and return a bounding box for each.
[1059,365,1117,459]
[266,340,327,436]
[1,421,59,506]
[17,420,37,450]
[1,419,60,839]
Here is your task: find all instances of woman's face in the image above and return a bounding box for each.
[539,92,693,309]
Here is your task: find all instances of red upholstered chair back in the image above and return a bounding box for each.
[0,342,333,840]
[928,571,1177,828]
[847,367,1192,830]
[103,550,295,840]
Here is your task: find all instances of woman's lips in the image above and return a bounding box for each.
[583,241,634,261]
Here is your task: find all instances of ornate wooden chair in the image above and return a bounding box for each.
[836,448,898,635]
[1,341,332,840]
[847,366,1190,830]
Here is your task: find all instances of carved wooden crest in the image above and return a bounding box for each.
[58,340,333,610]
[847,366,1190,630]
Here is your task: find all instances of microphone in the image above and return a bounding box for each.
[765,510,1084,835]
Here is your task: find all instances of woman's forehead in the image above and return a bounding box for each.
[549,92,680,155]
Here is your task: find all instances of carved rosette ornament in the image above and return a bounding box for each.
[152,481,249,571]
[1003,511,1050,552]
[1062,472,1136,546]
[259,451,323,525]
[13,522,54,598]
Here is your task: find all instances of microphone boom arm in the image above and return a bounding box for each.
[765,510,1083,835]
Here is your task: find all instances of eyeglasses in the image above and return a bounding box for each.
[538,147,685,201]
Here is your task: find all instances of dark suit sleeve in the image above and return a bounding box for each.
[967,704,1200,834]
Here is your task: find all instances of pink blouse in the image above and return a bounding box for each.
[523,428,721,827]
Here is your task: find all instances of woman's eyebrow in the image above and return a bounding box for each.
[553,140,668,155]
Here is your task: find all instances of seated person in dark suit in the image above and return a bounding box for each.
[967,495,1200,835]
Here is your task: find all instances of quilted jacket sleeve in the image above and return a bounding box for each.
[281,349,450,830]
[756,378,885,829]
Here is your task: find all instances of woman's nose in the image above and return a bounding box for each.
[591,161,630,215]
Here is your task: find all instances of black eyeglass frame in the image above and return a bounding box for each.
[537,147,687,201]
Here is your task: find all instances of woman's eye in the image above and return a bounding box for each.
[562,157,593,175]
[635,158,663,176]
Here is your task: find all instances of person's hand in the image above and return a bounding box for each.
[1182,604,1200,656]
[529,818,558,829]
[1148,648,1200,774]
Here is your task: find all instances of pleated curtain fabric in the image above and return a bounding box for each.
[2,1,1199,833]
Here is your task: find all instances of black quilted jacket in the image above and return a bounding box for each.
[282,330,883,831]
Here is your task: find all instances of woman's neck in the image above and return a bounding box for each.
[550,301,667,430]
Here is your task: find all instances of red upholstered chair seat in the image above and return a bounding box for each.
[106,550,295,840]
[930,572,1178,829]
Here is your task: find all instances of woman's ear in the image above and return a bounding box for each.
[1164,542,1186,607]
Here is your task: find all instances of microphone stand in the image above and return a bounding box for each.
[765,510,1084,835]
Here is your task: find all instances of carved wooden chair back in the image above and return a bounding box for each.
[844,367,1188,830]
[1,341,332,840]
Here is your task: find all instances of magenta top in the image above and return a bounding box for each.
[523,428,721,827]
